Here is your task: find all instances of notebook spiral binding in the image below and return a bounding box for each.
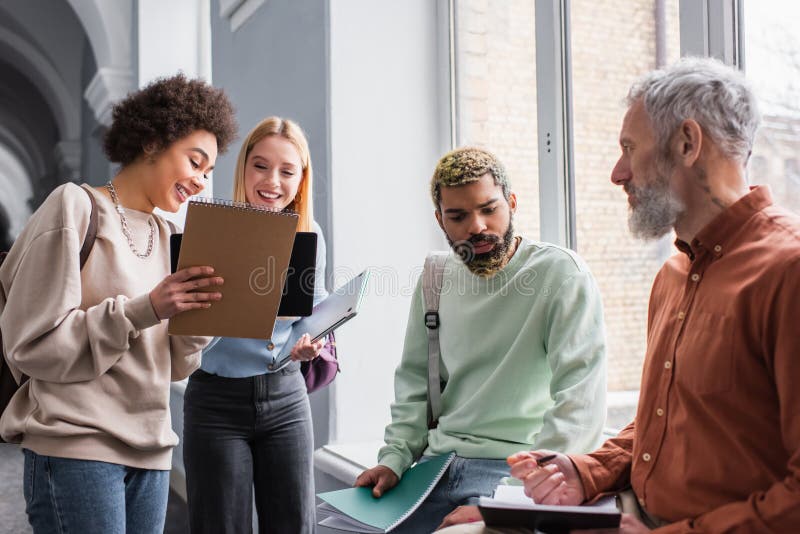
[390,451,456,531]
[189,197,298,217]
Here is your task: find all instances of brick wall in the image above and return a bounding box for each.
[570,0,681,390]
[454,0,798,392]
[455,0,681,391]
[455,0,540,239]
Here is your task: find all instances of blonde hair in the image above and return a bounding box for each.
[233,117,314,232]
[430,146,510,210]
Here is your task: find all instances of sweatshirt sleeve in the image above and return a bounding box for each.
[1,226,161,383]
[168,335,210,381]
[377,278,430,478]
[534,270,608,454]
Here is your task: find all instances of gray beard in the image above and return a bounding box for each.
[627,164,685,240]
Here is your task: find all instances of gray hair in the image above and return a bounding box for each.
[627,57,761,164]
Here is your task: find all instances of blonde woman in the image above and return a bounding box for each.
[183,117,334,533]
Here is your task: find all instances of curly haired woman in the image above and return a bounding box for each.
[0,74,237,534]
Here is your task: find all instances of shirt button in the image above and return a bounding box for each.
[656,408,664,416]
[664,361,672,369]
[690,273,700,282]
[714,245,722,253]
[267,342,275,351]
[677,311,685,320]
[642,453,651,462]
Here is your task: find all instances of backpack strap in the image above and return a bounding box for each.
[79,186,98,269]
[3,186,98,391]
[165,219,179,235]
[422,252,448,430]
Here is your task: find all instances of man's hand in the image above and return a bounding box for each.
[508,450,586,505]
[572,513,651,533]
[436,505,482,530]
[354,465,399,498]
[149,266,223,320]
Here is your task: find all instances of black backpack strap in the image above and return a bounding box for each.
[79,186,98,269]
[1,186,98,398]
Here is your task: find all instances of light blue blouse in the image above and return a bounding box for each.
[200,222,328,378]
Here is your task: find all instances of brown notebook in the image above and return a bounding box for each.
[168,198,298,339]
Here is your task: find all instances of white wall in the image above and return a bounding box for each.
[137,0,211,85]
[329,0,450,444]
[137,0,213,223]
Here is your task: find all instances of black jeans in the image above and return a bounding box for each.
[183,366,314,533]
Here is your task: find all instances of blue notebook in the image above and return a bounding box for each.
[317,452,455,533]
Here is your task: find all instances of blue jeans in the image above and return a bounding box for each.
[183,365,314,534]
[392,456,510,534]
[22,449,169,534]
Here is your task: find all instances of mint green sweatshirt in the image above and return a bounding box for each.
[378,239,607,477]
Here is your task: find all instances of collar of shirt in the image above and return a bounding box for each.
[674,185,773,261]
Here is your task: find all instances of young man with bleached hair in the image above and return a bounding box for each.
[355,147,608,533]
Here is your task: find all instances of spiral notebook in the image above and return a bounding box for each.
[170,231,317,317]
[168,198,298,339]
[316,452,455,533]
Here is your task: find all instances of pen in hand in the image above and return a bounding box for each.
[536,454,557,466]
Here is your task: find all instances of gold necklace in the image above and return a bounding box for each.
[105,181,155,259]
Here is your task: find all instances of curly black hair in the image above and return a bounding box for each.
[103,73,238,166]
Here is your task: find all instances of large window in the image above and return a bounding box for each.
[327,0,778,449]
[570,0,681,427]
[745,1,800,214]
[453,1,684,428]
[454,0,540,239]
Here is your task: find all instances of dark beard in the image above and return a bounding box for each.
[447,220,515,277]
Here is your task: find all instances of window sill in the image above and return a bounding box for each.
[313,441,384,485]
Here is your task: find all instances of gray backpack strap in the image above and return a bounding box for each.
[422,252,448,430]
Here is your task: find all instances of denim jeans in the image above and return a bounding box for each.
[183,366,314,534]
[392,456,511,534]
[22,449,169,534]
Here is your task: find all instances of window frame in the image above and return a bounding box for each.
[448,0,743,250]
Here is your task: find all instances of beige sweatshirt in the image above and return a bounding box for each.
[0,183,209,470]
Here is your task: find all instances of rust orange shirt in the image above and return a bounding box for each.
[571,186,800,533]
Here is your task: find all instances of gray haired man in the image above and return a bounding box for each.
[443,57,800,533]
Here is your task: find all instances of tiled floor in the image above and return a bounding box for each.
[0,444,188,534]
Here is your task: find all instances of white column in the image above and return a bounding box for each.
[137,0,212,84]
[54,140,82,182]
[84,68,135,128]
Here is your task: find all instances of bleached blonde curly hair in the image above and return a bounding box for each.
[430,146,510,210]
